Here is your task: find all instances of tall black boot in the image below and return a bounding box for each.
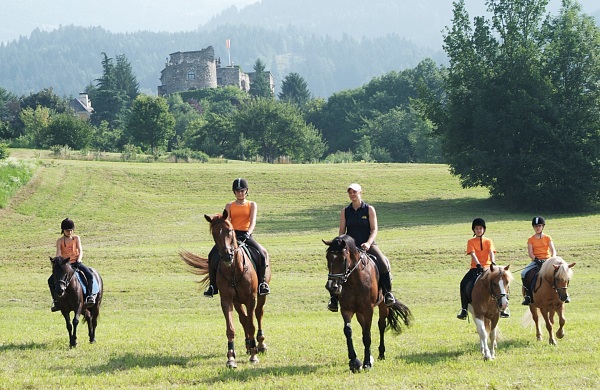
[327,293,338,312]
[48,277,59,312]
[380,272,396,306]
[522,278,531,305]
[257,259,270,296]
[85,278,95,307]
[204,253,219,297]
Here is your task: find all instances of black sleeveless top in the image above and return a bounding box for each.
[344,201,372,246]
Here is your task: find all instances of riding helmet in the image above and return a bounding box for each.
[532,216,546,226]
[232,178,249,191]
[61,218,75,230]
[471,217,486,231]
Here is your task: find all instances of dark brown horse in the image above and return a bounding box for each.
[525,256,575,345]
[50,256,103,348]
[468,264,513,360]
[180,211,271,368]
[323,235,412,372]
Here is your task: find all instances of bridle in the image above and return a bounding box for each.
[327,248,364,285]
[54,262,75,296]
[214,224,247,287]
[487,269,509,308]
[550,266,570,301]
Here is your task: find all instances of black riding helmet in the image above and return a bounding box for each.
[232,178,249,192]
[61,218,75,231]
[471,217,486,232]
[532,216,546,226]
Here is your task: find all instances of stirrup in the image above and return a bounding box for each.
[258,282,270,296]
[500,311,510,318]
[384,292,396,306]
[457,309,468,320]
[85,295,95,307]
[203,285,216,297]
[521,296,531,305]
[327,298,338,312]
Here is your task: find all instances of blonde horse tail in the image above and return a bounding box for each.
[521,307,534,328]
[179,250,210,286]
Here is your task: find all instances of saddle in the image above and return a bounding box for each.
[465,270,484,304]
[523,262,543,301]
[238,242,261,271]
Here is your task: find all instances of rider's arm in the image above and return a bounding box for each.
[75,235,83,263]
[363,205,378,250]
[549,240,557,257]
[248,202,257,235]
[338,209,346,236]
[527,243,535,260]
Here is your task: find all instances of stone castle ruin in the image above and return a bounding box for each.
[158,46,274,96]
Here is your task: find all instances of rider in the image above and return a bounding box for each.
[521,216,557,305]
[457,218,509,319]
[328,183,396,312]
[204,178,270,297]
[48,218,96,312]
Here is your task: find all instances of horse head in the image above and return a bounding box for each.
[542,257,575,302]
[323,235,360,295]
[205,211,237,265]
[50,256,74,298]
[488,264,513,312]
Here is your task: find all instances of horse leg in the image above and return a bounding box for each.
[530,305,542,341]
[357,312,374,370]
[556,305,566,339]
[62,311,77,348]
[87,307,98,343]
[222,301,238,368]
[474,317,491,360]
[489,318,499,360]
[243,299,259,364]
[540,309,556,345]
[377,304,387,360]
[342,313,361,373]
[256,295,267,353]
[233,302,250,354]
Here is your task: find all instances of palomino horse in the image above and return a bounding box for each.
[323,235,412,372]
[180,211,271,368]
[468,264,513,360]
[50,256,103,348]
[527,256,575,345]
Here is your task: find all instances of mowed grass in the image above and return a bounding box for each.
[1,155,599,389]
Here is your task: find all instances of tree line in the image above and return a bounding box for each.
[1,0,599,211]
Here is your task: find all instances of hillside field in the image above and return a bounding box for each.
[1,153,599,389]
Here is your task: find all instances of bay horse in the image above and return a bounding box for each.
[50,256,103,348]
[468,264,513,360]
[526,256,575,345]
[323,235,412,372]
[180,211,271,368]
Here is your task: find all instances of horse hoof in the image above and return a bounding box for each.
[557,331,564,339]
[258,345,268,353]
[89,339,96,344]
[226,360,237,369]
[249,356,259,364]
[349,358,362,373]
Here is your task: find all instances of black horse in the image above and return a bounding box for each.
[50,256,103,347]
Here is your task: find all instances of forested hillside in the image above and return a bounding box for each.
[0,24,443,98]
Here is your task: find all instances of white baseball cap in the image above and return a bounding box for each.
[347,183,362,192]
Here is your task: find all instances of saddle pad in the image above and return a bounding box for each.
[75,271,100,295]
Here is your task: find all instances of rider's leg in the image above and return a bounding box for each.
[457,271,470,319]
[204,246,219,297]
[48,275,59,312]
[246,237,270,295]
[369,245,395,305]
[76,262,95,306]
[521,263,535,305]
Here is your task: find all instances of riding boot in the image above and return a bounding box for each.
[521,278,531,305]
[327,294,338,312]
[380,272,396,306]
[85,278,95,307]
[457,308,468,320]
[257,260,270,296]
[204,252,219,297]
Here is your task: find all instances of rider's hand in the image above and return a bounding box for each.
[476,263,483,272]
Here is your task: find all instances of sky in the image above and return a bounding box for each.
[0,0,258,44]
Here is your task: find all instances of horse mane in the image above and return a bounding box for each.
[327,234,359,254]
[540,256,573,280]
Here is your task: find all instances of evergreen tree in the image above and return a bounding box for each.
[278,72,312,107]
[249,59,274,99]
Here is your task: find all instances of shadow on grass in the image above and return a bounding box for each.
[0,341,50,351]
[198,364,319,384]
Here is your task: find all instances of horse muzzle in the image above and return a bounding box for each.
[326,279,342,295]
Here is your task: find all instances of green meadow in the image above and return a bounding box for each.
[1,151,599,389]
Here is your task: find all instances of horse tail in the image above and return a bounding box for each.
[179,250,210,286]
[521,307,535,328]
[386,300,413,334]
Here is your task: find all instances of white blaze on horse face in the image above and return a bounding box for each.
[498,279,509,311]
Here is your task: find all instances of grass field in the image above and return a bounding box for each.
[1,151,599,389]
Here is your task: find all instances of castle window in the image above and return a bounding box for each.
[187,71,196,80]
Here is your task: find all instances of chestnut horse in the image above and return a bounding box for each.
[324,235,412,372]
[526,256,575,345]
[50,256,103,348]
[468,264,513,360]
[180,211,270,368]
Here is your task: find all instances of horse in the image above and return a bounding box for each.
[180,211,271,368]
[526,256,575,345]
[468,263,513,360]
[50,256,103,348]
[323,235,412,372]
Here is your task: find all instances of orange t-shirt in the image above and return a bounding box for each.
[528,234,553,260]
[229,202,251,231]
[60,237,80,263]
[466,236,495,268]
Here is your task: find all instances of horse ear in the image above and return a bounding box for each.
[62,257,70,264]
[568,262,576,268]
[554,264,560,271]
[490,263,495,272]
[222,209,228,219]
[322,239,332,246]
[504,264,510,271]
[49,256,54,261]
[204,214,212,223]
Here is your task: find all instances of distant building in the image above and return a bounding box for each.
[158,46,274,96]
[69,93,93,120]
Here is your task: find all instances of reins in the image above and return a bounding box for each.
[327,249,367,285]
[214,223,248,288]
